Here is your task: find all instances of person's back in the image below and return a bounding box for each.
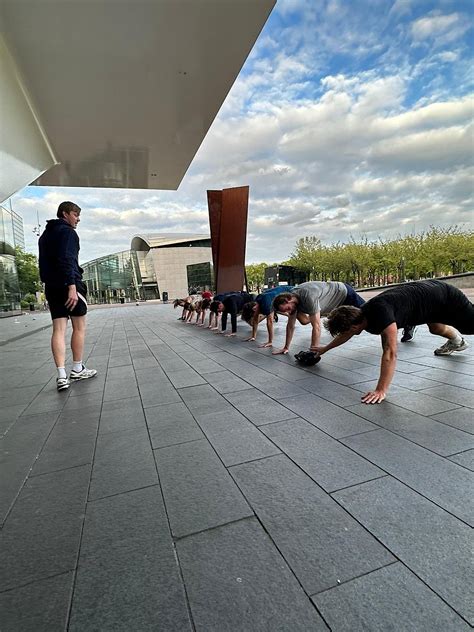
[293,281,348,316]
[39,219,83,288]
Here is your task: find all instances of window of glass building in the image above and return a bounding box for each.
[82,250,142,304]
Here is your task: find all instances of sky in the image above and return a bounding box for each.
[9,0,474,264]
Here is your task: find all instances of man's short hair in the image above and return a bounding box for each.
[324,305,364,336]
[272,292,293,311]
[241,301,257,323]
[57,201,81,218]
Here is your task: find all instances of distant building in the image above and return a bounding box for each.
[0,205,22,313]
[82,233,212,303]
[187,262,213,293]
[264,265,307,288]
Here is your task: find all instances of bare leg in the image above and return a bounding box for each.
[427,323,458,339]
[51,318,68,367]
[70,315,87,362]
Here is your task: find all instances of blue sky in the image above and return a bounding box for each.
[10,0,474,263]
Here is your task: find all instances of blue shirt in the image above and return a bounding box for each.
[256,285,294,316]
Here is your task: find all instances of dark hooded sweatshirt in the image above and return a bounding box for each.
[38,219,83,288]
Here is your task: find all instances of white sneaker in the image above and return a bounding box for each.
[69,365,98,380]
[56,377,71,391]
[434,338,469,356]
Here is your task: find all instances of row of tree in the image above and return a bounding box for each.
[246,226,474,289]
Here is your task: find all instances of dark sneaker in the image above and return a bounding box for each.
[70,366,98,380]
[56,377,70,391]
[434,338,469,356]
[401,326,417,342]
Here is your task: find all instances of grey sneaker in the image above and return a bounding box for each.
[56,377,71,391]
[401,326,417,342]
[434,338,469,356]
[70,365,98,380]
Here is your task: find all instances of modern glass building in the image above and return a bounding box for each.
[82,250,142,304]
[187,262,213,293]
[0,205,22,313]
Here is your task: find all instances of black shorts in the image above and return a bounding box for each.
[445,286,474,334]
[45,281,88,320]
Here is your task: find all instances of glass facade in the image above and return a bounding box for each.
[82,250,142,304]
[187,262,213,293]
[0,206,21,312]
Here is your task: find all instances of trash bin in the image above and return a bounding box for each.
[162,292,168,303]
[29,303,35,311]
[120,297,125,304]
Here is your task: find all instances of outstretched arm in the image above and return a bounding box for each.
[361,323,398,404]
[272,312,296,354]
[313,330,356,355]
[259,313,274,347]
[309,312,321,349]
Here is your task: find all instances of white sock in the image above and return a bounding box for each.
[452,333,463,345]
[72,361,83,372]
[57,367,67,379]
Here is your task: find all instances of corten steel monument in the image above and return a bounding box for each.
[207,186,249,294]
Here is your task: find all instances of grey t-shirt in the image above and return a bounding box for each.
[293,281,348,315]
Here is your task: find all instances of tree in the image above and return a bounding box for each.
[15,247,41,296]
[245,262,268,291]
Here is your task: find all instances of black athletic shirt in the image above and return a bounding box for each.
[361,280,454,334]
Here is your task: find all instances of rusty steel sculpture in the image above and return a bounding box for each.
[207,186,249,294]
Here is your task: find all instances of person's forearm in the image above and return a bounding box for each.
[376,350,397,393]
[310,314,321,348]
[320,331,354,354]
[252,321,258,338]
[266,314,274,343]
[284,323,295,350]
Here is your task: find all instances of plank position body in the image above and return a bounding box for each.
[316,280,473,404]
[216,292,253,336]
[241,285,294,347]
[272,281,365,355]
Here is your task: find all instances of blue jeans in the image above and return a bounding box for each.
[343,283,365,307]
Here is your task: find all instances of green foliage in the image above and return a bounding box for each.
[23,293,37,304]
[245,262,268,290]
[15,247,41,296]
[284,226,474,287]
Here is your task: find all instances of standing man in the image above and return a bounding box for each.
[317,280,473,404]
[241,285,294,347]
[272,281,366,354]
[39,201,97,391]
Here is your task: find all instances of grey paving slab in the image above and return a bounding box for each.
[261,418,385,492]
[346,402,474,456]
[0,571,74,632]
[139,381,182,408]
[0,403,28,435]
[99,397,146,434]
[189,358,223,375]
[230,454,394,595]
[62,389,103,409]
[430,408,474,434]
[421,384,474,408]
[20,388,68,415]
[448,449,474,471]
[178,384,234,415]
[384,389,462,415]
[176,518,328,632]
[166,369,206,389]
[195,409,281,466]
[333,476,474,624]
[69,487,192,632]
[349,380,411,396]
[260,381,309,400]
[154,439,253,538]
[297,374,367,407]
[412,366,474,389]
[30,413,99,476]
[279,392,378,438]
[223,388,298,425]
[0,465,90,591]
[133,365,168,383]
[89,427,157,500]
[0,384,45,407]
[203,370,253,394]
[145,401,204,448]
[0,411,59,524]
[103,378,139,402]
[341,429,474,525]
[66,374,105,397]
[245,355,312,382]
[108,353,132,368]
[308,362,375,385]
[314,562,470,631]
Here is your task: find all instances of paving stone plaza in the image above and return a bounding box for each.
[0,302,473,631]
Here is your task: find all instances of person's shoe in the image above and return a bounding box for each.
[70,365,98,380]
[56,377,71,391]
[401,326,417,342]
[434,338,469,356]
